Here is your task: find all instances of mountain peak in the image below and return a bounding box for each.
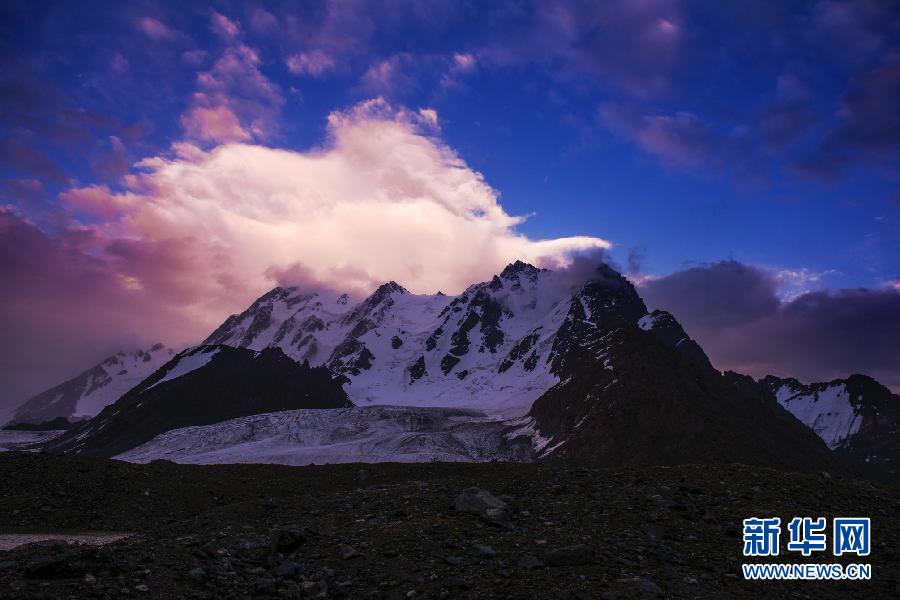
[500,260,540,279]
[375,281,408,296]
[259,286,294,301]
[9,344,175,426]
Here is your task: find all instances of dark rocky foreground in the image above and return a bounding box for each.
[0,453,898,599]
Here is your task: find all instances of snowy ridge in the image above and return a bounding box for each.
[9,344,175,425]
[116,406,534,465]
[202,262,579,418]
[770,380,862,449]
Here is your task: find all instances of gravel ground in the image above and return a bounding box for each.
[0,452,898,599]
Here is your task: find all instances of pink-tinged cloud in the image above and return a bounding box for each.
[286,50,336,76]
[360,55,417,95]
[1,99,609,410]
[360,53,472,98]
[99,98,610,300]
[211,11,240,39]
[181,49,208,67]
[196,45,278,100]
[598,102,758,176]
[60,185,140,220]
[249,8,278,34]
[0,208,210,407]
[439,53,478,92]
[110,53,129,74]
[184,43,284,142]
[417,108,438,128]
[137,17,183,41]
[452,53,477,72]
[599,103,714,167]
[180,105,250,143]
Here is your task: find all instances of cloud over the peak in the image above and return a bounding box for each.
[117,98,609,297]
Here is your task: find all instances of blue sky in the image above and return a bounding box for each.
[1,0,899,402]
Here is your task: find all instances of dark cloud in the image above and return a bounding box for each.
[811,0,900,57]
[598,102,759,176]
[760,102,817,149]
[91,136,130,182]
[797,53,900,179]
[1,178,43,203]
[535,247,630,300]
[0,138,68,184]
[640,261,780,328]
[627,246,645,274]
[0,54,121,188]
[640,261,900,391]
[481,0,686,98]
[0,56,113,145]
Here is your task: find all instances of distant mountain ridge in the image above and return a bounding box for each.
[46,346,350,457]
[8,344,174,426]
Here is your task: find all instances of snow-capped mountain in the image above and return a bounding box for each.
[145,260,832,470]
[760,374,899,481]
[8,344,174,426]
[204,261,573,418]
[34,259,842,473]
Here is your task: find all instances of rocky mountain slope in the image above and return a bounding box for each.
[45,346,351,457]
[7,344,174,426]
[518,269,836,470]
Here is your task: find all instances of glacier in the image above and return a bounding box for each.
[116,406,535,465]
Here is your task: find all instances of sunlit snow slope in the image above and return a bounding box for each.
[203,262,573,418]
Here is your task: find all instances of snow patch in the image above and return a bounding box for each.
[148,347,221,390]
[775,383,862,449]
[637,314,654,331]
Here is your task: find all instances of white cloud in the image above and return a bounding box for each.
[775,267,838,300]
[452,53,477,71]
[286,50,336,76]
[76,99,608,332]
